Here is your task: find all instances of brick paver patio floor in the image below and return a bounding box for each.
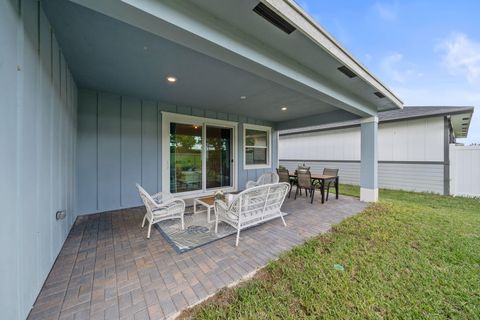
[28,195,367,320]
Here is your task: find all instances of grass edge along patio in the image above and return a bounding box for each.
[181,186,480,320]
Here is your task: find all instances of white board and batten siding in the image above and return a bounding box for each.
[280,117,446,194]
[450,145,480,197]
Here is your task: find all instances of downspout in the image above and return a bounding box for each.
[443,116,450,196]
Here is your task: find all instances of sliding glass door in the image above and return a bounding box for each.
[170,123,203,193]
[206,126,232,189]
[166,114,236,195]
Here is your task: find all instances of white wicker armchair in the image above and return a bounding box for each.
[214,182,290,246]
[136,184,185,238]
[245,172,279,189]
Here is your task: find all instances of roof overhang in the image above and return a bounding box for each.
[450,109,474,139]
[262,0,403,110]
[45,0,403,129]
[280,106,474,137]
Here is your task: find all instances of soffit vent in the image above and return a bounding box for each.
[337,65,357,78]
[374,91,386,98]
[253,3,296,34]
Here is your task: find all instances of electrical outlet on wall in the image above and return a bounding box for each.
[56,210,66,220]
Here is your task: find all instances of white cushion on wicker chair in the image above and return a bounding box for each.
[136,184,185,239]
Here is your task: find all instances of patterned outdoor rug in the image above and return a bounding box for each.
[155,206,237,253]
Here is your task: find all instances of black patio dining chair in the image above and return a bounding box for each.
[294,165,310,196]
[277,167,293,198]
[322,168,339,201]
[294,171,315,204]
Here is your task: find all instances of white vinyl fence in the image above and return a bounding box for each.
[450,145,480,197]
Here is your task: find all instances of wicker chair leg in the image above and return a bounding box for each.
[141,215,146,228]
[181,216,185,230]
[235,229,241,247]
[147,222,152,239]
[294,185,299,199]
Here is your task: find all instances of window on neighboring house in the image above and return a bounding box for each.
[244,124,271,169]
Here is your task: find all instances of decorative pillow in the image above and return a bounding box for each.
[226,194,235,205]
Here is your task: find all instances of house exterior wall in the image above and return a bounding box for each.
[0,1,78,319]
[280,116,446,194]
[76,88,278,215]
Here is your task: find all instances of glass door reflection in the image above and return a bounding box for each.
[170,123,203,193]
[206,126,232,189]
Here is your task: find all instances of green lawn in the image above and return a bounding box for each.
[182,187,480,319]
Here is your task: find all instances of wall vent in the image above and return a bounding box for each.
[374,91,386,98]
[253,3,296,34]
[337,65,357,78]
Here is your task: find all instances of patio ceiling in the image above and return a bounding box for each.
[42,0,402,128]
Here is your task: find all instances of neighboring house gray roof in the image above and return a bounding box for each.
[280,106,474,139]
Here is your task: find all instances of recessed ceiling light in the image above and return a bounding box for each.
[240,95,247,100]
[462,117,470,120]
[374,91,386,98]
[166,76,177,83]
[281,106,288,111]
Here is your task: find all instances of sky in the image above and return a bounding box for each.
[296,0,480,144]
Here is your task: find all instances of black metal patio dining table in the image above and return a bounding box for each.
[289,173,339,204]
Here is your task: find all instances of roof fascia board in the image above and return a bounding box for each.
[70,0,377,117]
[263,0,403,109]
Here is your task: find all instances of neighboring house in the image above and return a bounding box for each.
[279,106,474,195]
[0,0,405,318]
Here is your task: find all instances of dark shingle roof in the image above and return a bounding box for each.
[378,106,474,122]
[280,106,474,136]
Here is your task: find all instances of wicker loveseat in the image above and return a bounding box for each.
[214,182,290,246]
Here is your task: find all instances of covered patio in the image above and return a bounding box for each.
[2,0,403,319]
[28,196,367,320]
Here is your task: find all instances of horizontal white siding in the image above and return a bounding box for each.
[378,163,444,194]
[279,117,445,162]
[279,116,447,195]
[280,160,360,185]
[280,160,444,194]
